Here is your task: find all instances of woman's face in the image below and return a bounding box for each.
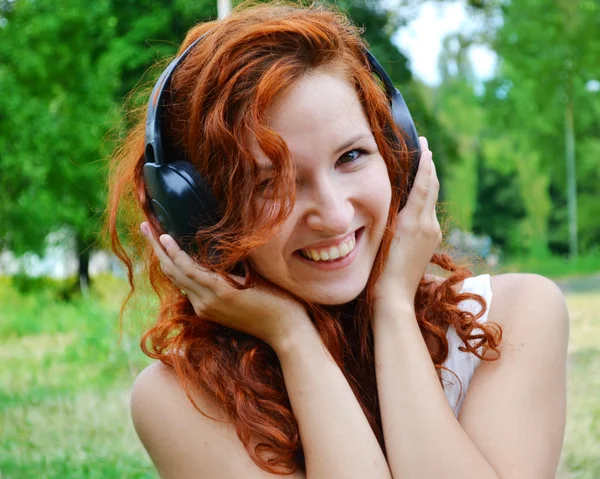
[247,68,392,305]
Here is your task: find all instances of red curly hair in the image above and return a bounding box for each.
[106,1,502,474]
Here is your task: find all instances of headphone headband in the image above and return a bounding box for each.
[145,34,420,168]
[145,33,209,166]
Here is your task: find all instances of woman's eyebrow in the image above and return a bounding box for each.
[258,164,273,172]
[333,132,371,155]
[256,132,372,172]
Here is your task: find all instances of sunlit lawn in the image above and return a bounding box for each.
[558,290,600,478]
[0,276,157,478]
[1,274,599,478]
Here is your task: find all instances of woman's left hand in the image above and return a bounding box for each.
[374,137,441,306]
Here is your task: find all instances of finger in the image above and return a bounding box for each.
[422,157,440,222]
[140,223,177,273]
[158,234,218,288]
[404,138,433,212]
[140,224,199,292]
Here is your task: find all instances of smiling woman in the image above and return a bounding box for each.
[105,1,568,478]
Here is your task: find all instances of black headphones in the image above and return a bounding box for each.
[143,33,421,254]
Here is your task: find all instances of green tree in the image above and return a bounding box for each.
[0,0,459,291]
[0,0,119,291]
[484,0,600,257]
[0,0,215,291]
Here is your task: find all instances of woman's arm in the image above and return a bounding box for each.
[137,225,392,478]
[373,273,568,479]
[369,138,566,477]
[130,322,392,479]
[272,326,392,479]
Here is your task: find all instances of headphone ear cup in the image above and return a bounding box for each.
[363,48,421,196]
[143,160,221,247]
[171,160,221,220]
[165,161,246,274]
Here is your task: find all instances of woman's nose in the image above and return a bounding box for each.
[303,180,354,234]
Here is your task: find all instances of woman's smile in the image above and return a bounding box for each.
[293,227,364,271]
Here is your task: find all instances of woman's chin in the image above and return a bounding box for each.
[299,283,365,306]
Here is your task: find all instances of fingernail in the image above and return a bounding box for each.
[159,235,170,248]
[140,223,149,237]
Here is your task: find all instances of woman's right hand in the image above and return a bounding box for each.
[140,222,316,349]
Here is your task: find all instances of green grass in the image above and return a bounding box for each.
[500,252,600,279]
[0,275,157,479]
[557,292,600,478]
[1,272,599,478]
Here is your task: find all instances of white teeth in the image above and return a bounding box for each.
[300,232,358,263]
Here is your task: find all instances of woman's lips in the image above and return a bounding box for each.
[294,227,364,271]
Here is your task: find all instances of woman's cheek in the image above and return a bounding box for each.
[361,160,392,211]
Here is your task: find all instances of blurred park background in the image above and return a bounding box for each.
[1,0,599,477]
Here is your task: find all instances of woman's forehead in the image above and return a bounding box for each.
[248,72,374,168]
[266,70,365,131]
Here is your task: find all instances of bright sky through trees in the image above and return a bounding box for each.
[394,0,497,86]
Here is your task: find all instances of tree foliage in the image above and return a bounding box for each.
[0,0,118,259]
[428,0,599,257]
[483,0,600,255]
[1,0,455,285]
[0,0,220,286]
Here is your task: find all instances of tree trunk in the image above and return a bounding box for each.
[218,0,231,19]
[565,92,578,259]
[76,233,91,296]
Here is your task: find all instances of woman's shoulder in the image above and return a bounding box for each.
[130,361,227,460]
[487,273,568,331]
[430,272,567,330]
[130,361,295,478]
[476,274,569,363]
[456,274,568,474]
[131,360,224,421]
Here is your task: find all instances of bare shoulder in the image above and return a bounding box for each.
[488,273,569,335]
[478,272,570,373]
[131,360,224,425]
[429,272,568,337]
[457,273,569,476]
[131,361,304,479]
[430,271,569,352]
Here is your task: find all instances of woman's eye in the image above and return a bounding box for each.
[337,148,368,165]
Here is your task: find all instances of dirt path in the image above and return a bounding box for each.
[553,273,600,294]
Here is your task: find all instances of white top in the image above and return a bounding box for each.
[441,274,493,416]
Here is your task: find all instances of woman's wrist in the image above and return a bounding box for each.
[375,279,416,304]
[373,297,416,328]
[270,317,322,358]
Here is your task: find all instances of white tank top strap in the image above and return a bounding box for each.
[441,274,493,416]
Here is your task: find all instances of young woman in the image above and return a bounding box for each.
[107,2,569,478]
